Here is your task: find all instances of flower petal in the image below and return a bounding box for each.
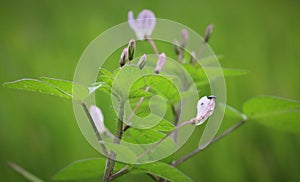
[89,105,106,134]
[128,9,156,40]
[128,11,137,31]
[137,9,156,37]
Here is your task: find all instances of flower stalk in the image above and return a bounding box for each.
[102,101,125,182]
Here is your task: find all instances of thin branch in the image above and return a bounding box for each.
[111,165,159,181]
[145,35,159,56]
[110,165,129,180]
[172,119,247,167]
[81,102,108,155]
[102,102,125,182]
[196,42,206,61]
[123,86,150,132]
[138,120,194,160]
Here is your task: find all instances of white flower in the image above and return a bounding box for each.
[128,9,156,40]
[89,105,107,134]
[194,95,216,126]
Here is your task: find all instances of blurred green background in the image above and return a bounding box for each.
[1,0,300,181]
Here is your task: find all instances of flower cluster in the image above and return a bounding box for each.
[90,9,216,138]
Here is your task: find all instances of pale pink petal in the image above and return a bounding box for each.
[128,9,156,40]
[128,11,137,31]
[89,105,106,134]
[154,53,166,74]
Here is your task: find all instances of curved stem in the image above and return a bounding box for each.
[81,102,108,155]
[146,35,159,56]
[172,119,246,167]
[138,120,194,160]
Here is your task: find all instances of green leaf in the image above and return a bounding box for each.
[53,158,125,181]
[243,95,300,132]
[152,119,175,132]
[3,77,90,100]
[8,162,44,182]
[217,103,247,134]
[40,77,89,99]
[122,129,168,144]
[132,162,192,182]
[182,64,248,87]
[3,78,72,99]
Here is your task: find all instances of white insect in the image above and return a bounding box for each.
[194,95,216,126]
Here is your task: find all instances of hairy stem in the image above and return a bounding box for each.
[81,102,108,155]
[102,102,125,182]
[146,35,159,56]
[172,119,247,167]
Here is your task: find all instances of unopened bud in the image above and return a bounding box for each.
[120,47,128,67]
[128,39,136,61]
[89,105,107,134]
[154,53,166,74]
[138,54,147,70]
[203,24,213,43]
[174,39,181,55]
[181,29,189,47]
[190,51,196,64]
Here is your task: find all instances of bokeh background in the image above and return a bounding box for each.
[1,0,300,181]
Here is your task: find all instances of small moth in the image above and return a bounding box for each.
[194,95,216,126]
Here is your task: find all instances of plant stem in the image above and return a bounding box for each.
[138,120,194,160]
[81,102,108,155]
[145,35,159,56]
[110,165,129,180]
[123,86,150,132]
[196,42,206,61]
[102,102,125,182]
[172,119,247,167]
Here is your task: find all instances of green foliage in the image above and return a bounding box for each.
[53,158,125,181]
[243,95,300,132]
[182,64,248,88]
[217,103,246,134]
[131,162,192,182]
[3,77,90,100]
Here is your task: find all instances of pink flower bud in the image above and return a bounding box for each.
[203,24,213,43]
[120,47,128,67]
[154,53,166,74]
[181,29,189,47]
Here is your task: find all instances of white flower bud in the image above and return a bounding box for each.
[190,51,196,64]
[154,53,166,74]
[138,54,147,70]
[89,105,107,134]
[194,95,216,126]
